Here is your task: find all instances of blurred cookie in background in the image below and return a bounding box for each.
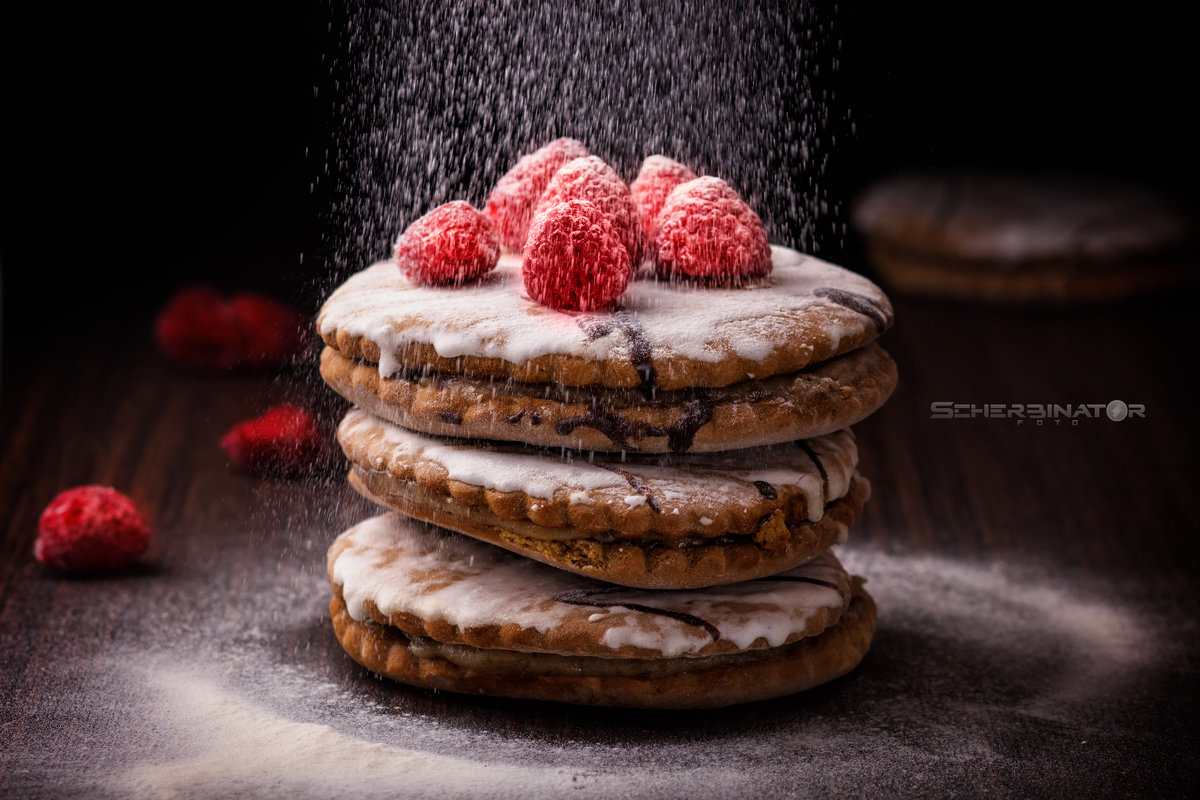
[851,172,1197,303]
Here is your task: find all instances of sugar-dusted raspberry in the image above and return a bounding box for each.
[394,201,499,286]
[654,176,773,282]
[154,287,308,370]
[533,156,642,266]
[220,405,326,477]
[630,155,698,241]
[35,486,151,572]
[484,138,589,252]
[522,199,631,312]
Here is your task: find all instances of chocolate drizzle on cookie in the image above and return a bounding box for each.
[752,480,778,499]
[813,287,892,333]
[600,467,663,513]
[554,587,721,642]
[555,410,667,450]
[507,409,543,426]
[579,312,657,397]
[667,393,715,453]
[555,391,715,453]
[796,440,829,499]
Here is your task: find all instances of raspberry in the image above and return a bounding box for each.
[394,201,499,286]
[653,176,773,282]
[154,286,242,369]
[533,156,642,266]
[220,405,326,477]
[155,287,308,370]
[630,155,697,241]
[229,293,310,368]
[484,138,589,252]
[35,486,151,572]
[522,199,631,311]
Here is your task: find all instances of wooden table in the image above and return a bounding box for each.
[2,271,1198,798]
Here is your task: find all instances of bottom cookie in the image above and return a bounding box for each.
[328,513,876,709]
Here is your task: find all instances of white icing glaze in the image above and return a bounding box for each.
[339,409,625,499]
[338,408,858,519]
[330,514,848,657]
[318,246,888,378]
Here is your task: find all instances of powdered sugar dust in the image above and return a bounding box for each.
[315,0,847,294]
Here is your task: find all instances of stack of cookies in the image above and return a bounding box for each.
[317,144,897,708]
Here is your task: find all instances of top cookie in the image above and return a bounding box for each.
[853,172,1194,264]
[318,246,892,392]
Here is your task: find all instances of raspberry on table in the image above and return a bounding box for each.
[220,405,326,477]
[153,286,242,369]
[35,486,151,573]
[630,155,698,242]
[484,138,589,253]
[154,287,308,370]
[394,201,499,286]
[522,199,631,312]
[229,293,310,368]
[653,176,773,283]
[533,156,643,267]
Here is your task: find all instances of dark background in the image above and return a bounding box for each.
[2,5,1198,793]
[1,1,1195,342]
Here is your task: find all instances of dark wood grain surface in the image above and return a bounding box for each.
[2,271,1197,798]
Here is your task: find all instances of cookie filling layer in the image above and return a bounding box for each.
[321,342,897,453]
[328,339,891,417]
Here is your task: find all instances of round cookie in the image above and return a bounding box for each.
[320,342,897,454]
[338,408,867,588]
[327,513,876,709]
[317,245,894,392]
[852,172,1197,303]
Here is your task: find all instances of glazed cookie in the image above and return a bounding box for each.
[320,342,896,454]
[327,513,876,709]
[317,245,893,393]
[338,408,868,588]
[852,172,1197,303]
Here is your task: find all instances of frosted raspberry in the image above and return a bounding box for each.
[654,176,773,282]
[484,138,589,252]
[154,287,308,370]
[522,199,631,311]
[630,155,698,241]
[220,405,327,477]
[534,156,643,266]
[394,201,499,286]
[35,486,151,572]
